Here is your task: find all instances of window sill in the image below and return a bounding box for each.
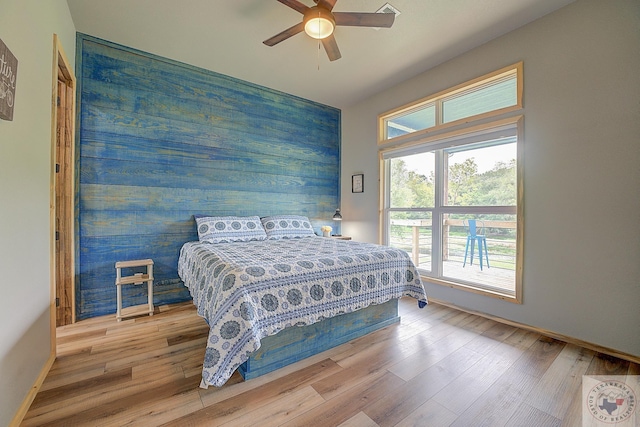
[422,275,521,304]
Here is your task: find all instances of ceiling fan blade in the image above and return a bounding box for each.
[321,34,342,61]
[263,22,305,46]
[334,12,395,28]
[277,0,309,14]
[315,0,338,11]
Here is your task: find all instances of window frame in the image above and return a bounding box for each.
[378,62,523,146]
[379,113,524,302]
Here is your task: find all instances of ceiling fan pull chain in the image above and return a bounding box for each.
[317,10,321,70]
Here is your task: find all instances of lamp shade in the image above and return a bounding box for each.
[303,7,335,40]
[332,209,342,221]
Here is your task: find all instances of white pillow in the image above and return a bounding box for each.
[196,216,267,243]
[260,215,315,239]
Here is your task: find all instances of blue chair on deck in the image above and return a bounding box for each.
[463,219,490,270]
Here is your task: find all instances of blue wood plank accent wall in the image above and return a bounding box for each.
[75,34,341,320]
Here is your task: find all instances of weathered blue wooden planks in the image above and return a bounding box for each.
[238,300,400,380]
[79,42,339,150]
[80,158,337,194]
[80,137,339,180]
[75,34,341,319]
[78,184,337,216]
[79,40,340,133]
[79,104,339,164]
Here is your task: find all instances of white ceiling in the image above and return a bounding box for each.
[66,0,574,109]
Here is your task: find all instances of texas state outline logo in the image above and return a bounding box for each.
[583,376,637,426]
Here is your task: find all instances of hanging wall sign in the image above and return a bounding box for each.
[0,38,18,121]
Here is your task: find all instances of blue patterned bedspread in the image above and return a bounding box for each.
[177,237,427,387]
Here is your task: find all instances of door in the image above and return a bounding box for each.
[53,36,76,327]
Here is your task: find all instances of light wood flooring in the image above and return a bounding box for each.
[22,298,639,426]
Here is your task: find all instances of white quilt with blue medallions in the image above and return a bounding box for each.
[177,236,427,387]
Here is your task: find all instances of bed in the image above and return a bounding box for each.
[177,215,427,388]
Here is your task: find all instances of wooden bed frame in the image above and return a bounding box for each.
[238,299,399,380]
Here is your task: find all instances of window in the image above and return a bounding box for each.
[379,63,522,144]
[379,64,523,301]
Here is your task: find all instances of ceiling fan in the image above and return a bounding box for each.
[263,0,396,61]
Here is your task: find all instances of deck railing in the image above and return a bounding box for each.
[389,218,517,270]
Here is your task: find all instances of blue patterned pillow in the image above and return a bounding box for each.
[196,216,267,243]
[261,215,315,239]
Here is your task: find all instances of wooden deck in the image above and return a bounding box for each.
[405,256,515,294]
[441,260,515,293]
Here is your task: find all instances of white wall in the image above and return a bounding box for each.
[341,0,640,357]
[0,1,75,424]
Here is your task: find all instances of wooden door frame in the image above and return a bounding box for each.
[13,33,78,427]
[50,34,76,346]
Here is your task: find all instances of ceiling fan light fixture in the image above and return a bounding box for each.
[303,7,335,39]
[264,0,396,61]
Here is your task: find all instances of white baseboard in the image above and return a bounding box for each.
[10,352,55,427]
[428,297,640,365]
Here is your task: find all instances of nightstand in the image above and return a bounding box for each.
[331,235,352,240]
[115,259,154,322]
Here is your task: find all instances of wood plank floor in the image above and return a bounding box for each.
[22,298,638,426]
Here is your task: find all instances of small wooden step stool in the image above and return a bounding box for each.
[115,259,154,322]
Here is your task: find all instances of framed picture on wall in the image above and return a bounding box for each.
[352,174,364,193]
[0,38,18,121]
